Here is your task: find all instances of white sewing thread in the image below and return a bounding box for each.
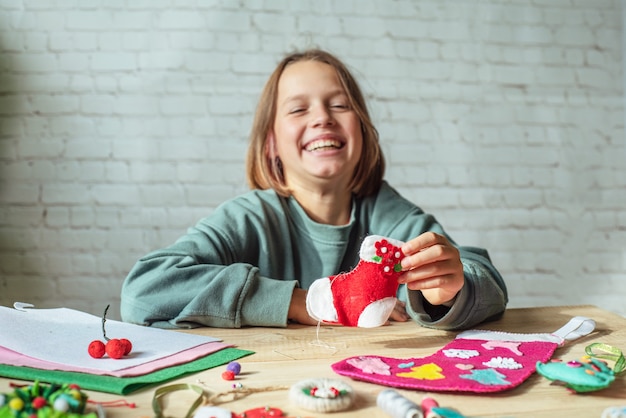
[602,406,626,418]
[376,389,423,418]
[309,320,337,351]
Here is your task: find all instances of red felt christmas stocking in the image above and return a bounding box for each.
[332,317,595,393]
[306,235,405,328]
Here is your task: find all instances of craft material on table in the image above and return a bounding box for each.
[1,305,622,417]
[0,347,253,395]
[536,342,625,393]
[376,389,423,418]
[332,316,595,393]
[0,381,98,418]
[0,303,255,395]
[0,303,221,372]
[288,378,354,413]
[0,341,232,377]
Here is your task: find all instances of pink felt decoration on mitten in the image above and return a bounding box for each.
[306,235,405,328]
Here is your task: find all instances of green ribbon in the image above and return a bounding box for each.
[585,343,625,374]
[152,383,205,418]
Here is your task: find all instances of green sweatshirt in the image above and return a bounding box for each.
[120,182,507,330]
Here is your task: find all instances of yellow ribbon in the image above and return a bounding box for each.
[585,343,625,374]
[152,383,205,418]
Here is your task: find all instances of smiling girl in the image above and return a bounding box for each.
[121,49,507,329]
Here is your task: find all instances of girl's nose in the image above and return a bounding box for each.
[311,105,334,127]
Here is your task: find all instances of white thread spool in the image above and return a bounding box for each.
[376,389,423,418]
[602,406,626,418]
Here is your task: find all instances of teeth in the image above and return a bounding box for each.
[305,139,342,151]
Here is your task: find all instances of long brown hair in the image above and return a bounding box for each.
[245,49,385,198]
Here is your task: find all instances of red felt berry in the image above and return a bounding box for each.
[105,339,126,359]
[119,338,133,355]
[32,397,47,409]
[88,340,106,358]
[221,370,236,381]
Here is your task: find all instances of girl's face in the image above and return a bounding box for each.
[271,60,363,193]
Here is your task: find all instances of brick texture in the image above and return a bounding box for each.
[0,1,623,320]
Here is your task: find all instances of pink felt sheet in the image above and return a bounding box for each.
[0,341,231,377]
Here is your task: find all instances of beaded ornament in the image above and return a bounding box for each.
[0,381,97,418]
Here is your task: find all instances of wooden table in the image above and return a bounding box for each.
[2,305,625,417]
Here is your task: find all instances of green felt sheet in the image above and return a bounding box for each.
[0,348,253,395]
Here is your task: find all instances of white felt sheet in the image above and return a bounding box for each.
[0,304,221,372]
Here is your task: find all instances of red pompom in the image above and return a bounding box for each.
[88,340,106,358]
[221,370,236,381]
[119,338,133,355]
[32,397,47,409]
[105,339,126,359]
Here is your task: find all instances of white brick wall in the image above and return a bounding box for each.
[0,0,623,321]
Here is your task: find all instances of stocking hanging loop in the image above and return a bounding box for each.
[551,316,595,342]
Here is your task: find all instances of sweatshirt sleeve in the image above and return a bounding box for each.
[120,194,298,329]
[401,246,508,330]
[120,247,296,329]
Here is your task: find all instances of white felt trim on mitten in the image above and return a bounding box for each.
[306,277,338,323]
[357,296,397,328]
[359,235,405,261]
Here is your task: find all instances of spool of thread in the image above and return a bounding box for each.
[421,397,440,418]
[376,389,423,418]
[602,406,626,418]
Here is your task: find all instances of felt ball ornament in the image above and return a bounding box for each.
[31,396,47,410]
[8,397,24,411]
[226,361,242,375]
[87,304,133,359]
[88,340,106,359]
[119,338,133,355]
[221,370,236,381]
[105,339,126,359]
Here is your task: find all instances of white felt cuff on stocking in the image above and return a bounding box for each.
[357,296,397,328]
[360,235,405,261]
[306,277,338,323]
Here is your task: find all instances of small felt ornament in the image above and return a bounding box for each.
[289,378,354,413]
[332,316,596,393]
[306,235,405,328]
[0,381,97,418]
[193,405,286,418]
[536,342,625,393]
[87,304,133,360]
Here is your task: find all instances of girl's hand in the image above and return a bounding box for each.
[388,299,409,322]
[399,232,464,306]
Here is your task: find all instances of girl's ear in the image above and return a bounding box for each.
[265,131,277,159]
